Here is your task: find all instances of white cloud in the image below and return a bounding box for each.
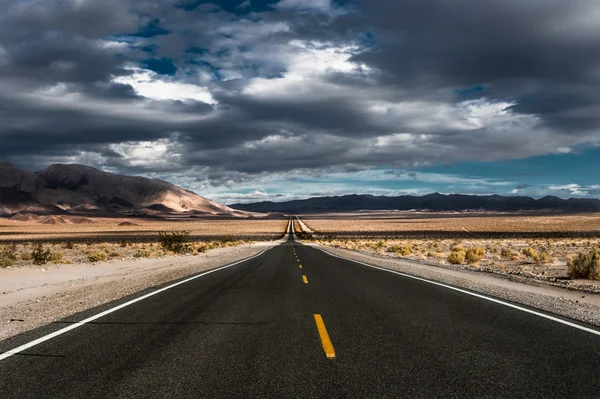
[108,136,184,170]
[113,68,216,104]
[548,183,600,196]
[243,41,370,97]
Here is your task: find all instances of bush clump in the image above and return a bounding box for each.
[32,244,52,265]
[522,247,549,263]
[0,243,18,267]
[134,249,152,258]
[158,231,191,253]
[447,248,466,264]
[49,251,64,263]
[0,245,17,267]
[568,250,600,280]
[88,251,108,262]
[387,244,412,256]
[522,247,538,259]
[501,248,515,258]
[465,247,486,264]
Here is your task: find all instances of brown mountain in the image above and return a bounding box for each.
[0,163,250,217]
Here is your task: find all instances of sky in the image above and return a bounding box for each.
[1,0,600,204]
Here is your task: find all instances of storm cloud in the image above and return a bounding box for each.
[1,0,599,198]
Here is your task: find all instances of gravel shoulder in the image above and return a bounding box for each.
[0,241,280,340]
[309,243,600,328]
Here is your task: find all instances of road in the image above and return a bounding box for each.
[1,219,600,398]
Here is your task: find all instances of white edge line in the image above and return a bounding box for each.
[313,245,600,337]
[0,246,274,361]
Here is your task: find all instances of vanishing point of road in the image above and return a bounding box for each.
[1,218,600,398]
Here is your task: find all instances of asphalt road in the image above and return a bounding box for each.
[2,222,600,398]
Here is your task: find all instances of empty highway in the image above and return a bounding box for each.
[1,220,600,398]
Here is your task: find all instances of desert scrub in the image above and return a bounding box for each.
[501,248,515,258]
[49,251,64,263]
[447,248,466,265]
[0,245,17,267]
[465,247,486,265]
[522,247,549,264]
[568,250,600,280]
[387,244,412,256]
[88,251,108,262]
[158,231,191,253]
[134,249,152,258]
[32,244,52,265]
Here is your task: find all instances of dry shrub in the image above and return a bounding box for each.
[465,247,486,264]
[522,247,549,263]
[49,251,64,263]
[568,250,600,280]
[32,244,52,265]
[387,244,412,256]
[134,249,152,258]
[447,248,466,264]
[501,248,514,258]
[108,251,121,258]
[535,251,549,264]
[0,247,16,267]
[20,251,33,261]
[88,251,108,262]
[522,247,538,259]
[158,231,191,253]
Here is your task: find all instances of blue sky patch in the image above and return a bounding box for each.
[141,58,178,75]
[131,19,170,38]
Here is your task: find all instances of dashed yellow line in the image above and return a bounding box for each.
[299,264,303,269]
[314,314,335,359]
[302,275,308,284]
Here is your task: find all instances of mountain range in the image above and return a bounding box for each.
[0,163,250,218]
[231,193,600,213]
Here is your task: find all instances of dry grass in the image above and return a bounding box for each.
[0,217,288,266]
[297,212,600,280]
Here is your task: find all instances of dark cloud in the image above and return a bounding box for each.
[0,0,599,190]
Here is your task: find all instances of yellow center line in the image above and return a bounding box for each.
[314,314,335,359]
[302,275,308,284]
[299,264,303,268]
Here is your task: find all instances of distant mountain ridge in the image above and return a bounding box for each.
[0,163,250,217]
[231,193,600,213]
